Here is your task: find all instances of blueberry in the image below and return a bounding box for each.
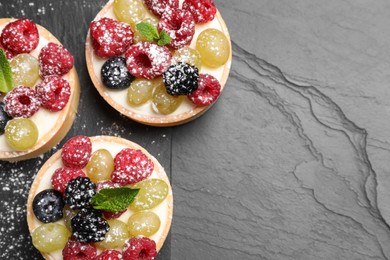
[0,103,11,135]
[101,56,135,89]
[163,62,199,96]
[33,189,65,223]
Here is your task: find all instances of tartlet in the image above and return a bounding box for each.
[86,0,232,126]
[27,135,173,259]
[0,18,80,161]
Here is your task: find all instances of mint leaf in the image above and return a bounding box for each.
[157,31,172,46]
[0,49,13,93]
[91,187,140,212]
[136,22,159,41]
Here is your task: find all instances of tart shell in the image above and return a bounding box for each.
[0,18,80,161]
[27,135,173,259]
[85,1,232,127]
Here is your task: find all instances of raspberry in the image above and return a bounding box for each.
[62,237,97,260]
[0,42,15,59]
[64,177,96,210]
[158,8,195,49]
[122,237,157,260]
[111,148,154,185]
[125,42,171,79]
[96,181,127,219]
[61,136,92,169]
[71,208,109,243]
[182,0,217,24]
[39,42,74,77]
[188,73,221,106]
[102,209,127,220]
[90,17,133,58]
[0,19,39,54]
[96,250,122,260]
[4,86,41,118]
[163,62,199,96]
[51,167,86,194]
[35,75,71,112]
[144,0,179,17]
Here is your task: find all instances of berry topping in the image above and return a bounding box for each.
[32,189,65,223]
[101,56,135,89]
[62,237,97,260]
[71,208,110,243]
[96,250,122,260]
[64,176,96,210]
[188,73,221,106]
[61,136,92,169]
[51,167,86,194]
[158,8,195,49]
[4,118,38,151]
[0,103,11,135]
[90,17,134,58]
[182,0,217,24]
[144,0,179,17]
[35,75,71,112]
[0,42,14,59]
[111,148,154,185]
[4,86,41,118]
[0,19,39,54]
[122,237,157,260]
[39,42,74,77]
[163,62,199,96]
[102,209,127,220]
[125,42,171,79]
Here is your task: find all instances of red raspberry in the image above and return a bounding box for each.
[111,148,154,185]
[125,42,171,79]
[61,136,92,169]
[188,73,221,106]
[144,0,179,17]
[0,19,39,54]
[182,0,217,24]
[102,209,127,220]
[51,167,86,194]
[35,75,71,112]
[90,18,133,58]
[123,237,157,260]
[4,86,41,118]
[158,8,195,49]
[39,42,74,77]
[96,250,122,260]
[0,42,15,59]
[62,237,97,260]
[96,181,127,219]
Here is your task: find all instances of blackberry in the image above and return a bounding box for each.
[32,189,65,223]
[163,62,199,96]
[0,103,11,135]
[64,177,96,210]
[101,56,135,89]
[71,208,110,243]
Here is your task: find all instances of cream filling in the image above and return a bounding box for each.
[91,1,226,118]
[30,140,171,259]
[0,23,69,153]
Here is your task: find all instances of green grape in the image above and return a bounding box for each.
[127,78,158,106]
[113,0,147,26]
[5,118,38,151]
[152,84,185,115]
[196,29,230,68]
[86,149,114,183]
[63,205,78,231]
[130,179,169,211]
[10,54,40,87]
[32,223,70,253]
[172,47,202,69]
[127,211,161,237]
[96,219,130,249]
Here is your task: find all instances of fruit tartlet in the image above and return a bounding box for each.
[27,135,173,259]
[86,0,231,126]
[0,18,80,161]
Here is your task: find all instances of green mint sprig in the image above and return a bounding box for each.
[136,22,172,46]
[91,187,140,212]
[0,49,13,93]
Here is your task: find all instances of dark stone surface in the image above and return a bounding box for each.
[2,0,390,259]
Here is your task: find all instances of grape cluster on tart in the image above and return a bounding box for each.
[86,0,231,126]
[0,18,80,161]
[27,135,173,260]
